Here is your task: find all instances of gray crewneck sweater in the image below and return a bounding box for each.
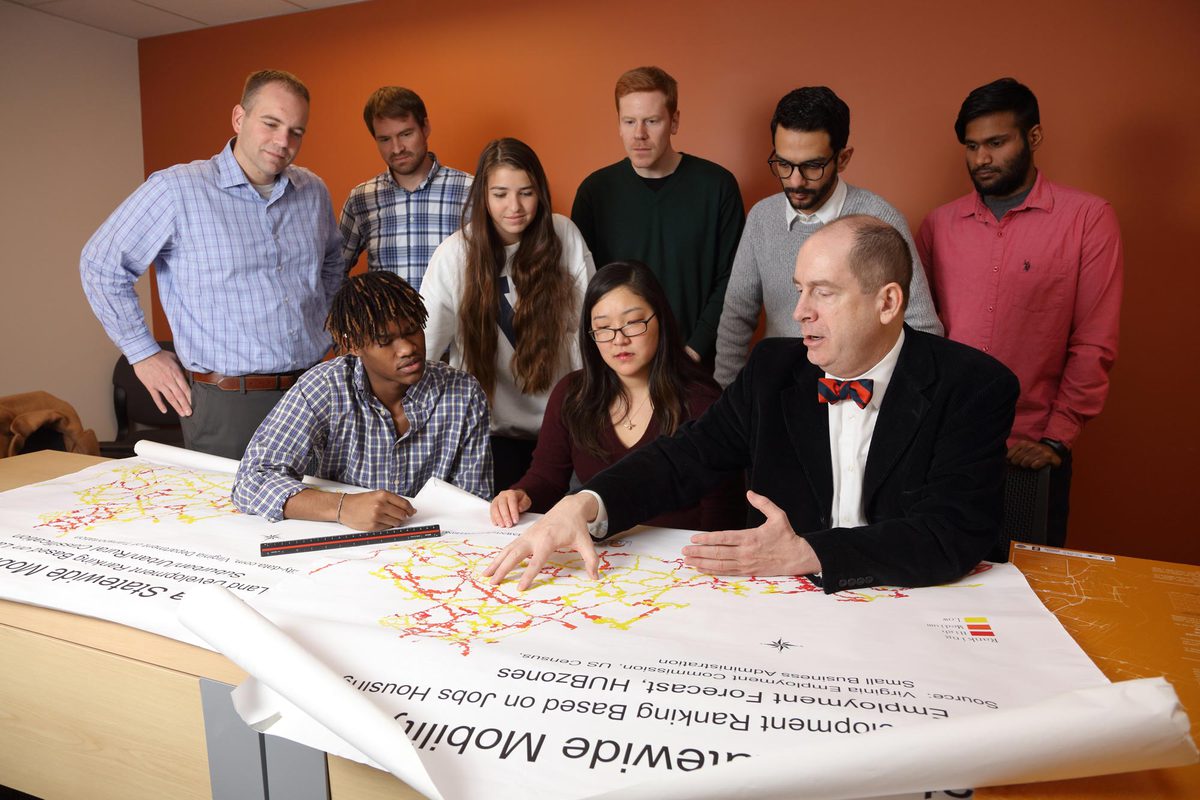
[714,184,944,387]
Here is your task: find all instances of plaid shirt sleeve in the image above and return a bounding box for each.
[448,377,493,500]
[338,188,366,273]
[318,179,348,305]
[232,382,326,522]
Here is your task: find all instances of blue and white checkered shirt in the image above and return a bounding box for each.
[232,357,493,521]
[81,140,346,374]
[338,155,472,291]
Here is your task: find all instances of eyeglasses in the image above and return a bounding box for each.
[767,152,837,181]
[588,314,656,342]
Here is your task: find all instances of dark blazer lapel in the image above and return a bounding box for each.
[863,329,935,507]
[781,359,832,519]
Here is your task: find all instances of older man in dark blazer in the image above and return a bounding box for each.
[486,215,1018,593]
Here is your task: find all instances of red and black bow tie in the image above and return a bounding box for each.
[817,377,874,409]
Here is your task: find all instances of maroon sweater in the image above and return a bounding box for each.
[512,371,744,531]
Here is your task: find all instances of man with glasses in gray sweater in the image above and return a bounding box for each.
[714,87,942,387]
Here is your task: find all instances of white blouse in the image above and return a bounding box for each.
[421,213,595,438]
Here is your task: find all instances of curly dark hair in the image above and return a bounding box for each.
[326,271,427,352]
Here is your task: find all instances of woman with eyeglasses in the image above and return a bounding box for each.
[423,138,594,490]
[491,261,743,530]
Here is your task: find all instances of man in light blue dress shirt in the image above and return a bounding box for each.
[81,69,345,459]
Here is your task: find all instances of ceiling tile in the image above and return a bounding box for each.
[143,0,298,26]
[12,0,371,38]
[291,0,369,8]
[32,0,202,37]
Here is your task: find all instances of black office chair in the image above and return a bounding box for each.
[989,464,1051,562]
[98,342,185,458]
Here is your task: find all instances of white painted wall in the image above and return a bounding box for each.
[0,2,146,441]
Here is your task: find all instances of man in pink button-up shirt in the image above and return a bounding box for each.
[917,77,1123,547]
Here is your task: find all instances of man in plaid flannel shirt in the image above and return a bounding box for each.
[233,272,492,529]
[339,86,472,291]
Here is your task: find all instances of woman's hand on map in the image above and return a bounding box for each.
[681,490,821,576]
[490,489,532,527]
[483,493,601,590]
[339,490,415,530]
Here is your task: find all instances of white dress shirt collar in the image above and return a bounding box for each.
[785,176,848,229]
[826,328,905,530]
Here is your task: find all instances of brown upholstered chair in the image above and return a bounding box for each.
[0,391,100,458]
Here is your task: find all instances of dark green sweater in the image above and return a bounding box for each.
[570,154,744,359]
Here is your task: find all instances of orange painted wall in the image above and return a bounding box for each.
[138,0,1200,564]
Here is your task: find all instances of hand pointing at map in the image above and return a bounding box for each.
[484,493,601,590]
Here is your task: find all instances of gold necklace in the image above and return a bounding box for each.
[618,395,651,431]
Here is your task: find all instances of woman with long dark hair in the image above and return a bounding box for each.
[422,138,594,489]
[491,261,743,530]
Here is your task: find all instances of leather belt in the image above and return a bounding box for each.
[189,370,304,392]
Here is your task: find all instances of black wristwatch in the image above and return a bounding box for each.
[1039,438,1068,460]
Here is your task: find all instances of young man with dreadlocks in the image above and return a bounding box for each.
[232,272,492,529]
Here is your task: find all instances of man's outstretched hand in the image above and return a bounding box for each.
[682,490,820,576]
[483,493,601,590]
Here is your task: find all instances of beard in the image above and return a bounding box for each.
[389,151,428,178]
[785,172,838,211]
[971,138,1033,197]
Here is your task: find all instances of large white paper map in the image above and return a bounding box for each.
[239,529,1112,799]
[0,450,350,644]
[6,447,1181,800]
[310,534,923,656]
